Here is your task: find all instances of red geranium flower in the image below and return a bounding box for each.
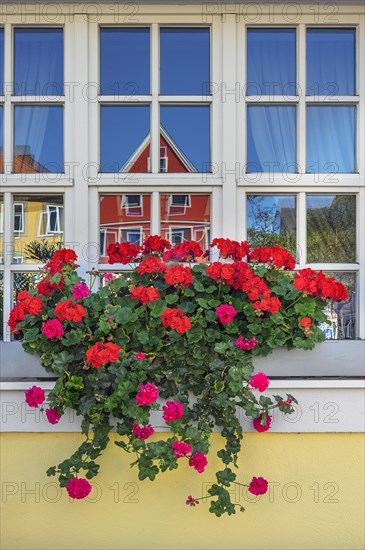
[164,264,193,288]
[137,256,166,274]
[85,342,121,368]
[160,308,191,334]
[252,296,282,314]
[142,235,171,254]
[300,317,312,328]
[130,286,160,304]
[250,245,295,270]
[162,241,203,262]
[210,238,250,261]
[107,242,141,264]
[45,249,77,275]
[54,300,86,323]
[37,277,65,296]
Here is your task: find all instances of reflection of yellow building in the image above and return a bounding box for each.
[10,196,64,263]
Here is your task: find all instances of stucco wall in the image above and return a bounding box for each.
[1,432,364,550]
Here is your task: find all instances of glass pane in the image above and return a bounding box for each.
[0,106,3,173]
[307,195,356,263]
[160,105,210,173]
[160,194,210,260]
[320,272,356,340]
[160,28,210,95]
[14,28,63,96]
[14,106,64,173]
[13,195,64,264]
[100,28,150,95]
[307,28,355,96]
[247,106,296,173]
[247,195,296,257]
[100,105,150,173]
[307,106,355,173]
[99,194,151,263]
[0,195,3,263]
[0,28,4,95]
[247,28,296,96]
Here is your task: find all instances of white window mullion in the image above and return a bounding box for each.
[297,191,307,268]
[358,189,365,339]
[357,17,364,175]
[298,23,306,176]
[2,193,13,341]
[150,23,159,174]
[3,23,13,174]
[151,190,160,234]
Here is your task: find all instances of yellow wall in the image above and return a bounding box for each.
[1,433,364,550]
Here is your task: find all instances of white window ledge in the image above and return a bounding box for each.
[0,380,364,433]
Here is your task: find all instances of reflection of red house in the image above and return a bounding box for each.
[0,146,47,173]
[121,126,198,173]
[99,127,210,262]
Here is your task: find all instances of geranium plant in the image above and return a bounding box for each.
[9,238,347,516]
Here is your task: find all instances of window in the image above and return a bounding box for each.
[13,203,24,234]
[0,106,3,174]
[0,28,3,95]
[39,204,64,236]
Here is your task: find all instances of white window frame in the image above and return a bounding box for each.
[0,5,363,381]
[37,204,64,236]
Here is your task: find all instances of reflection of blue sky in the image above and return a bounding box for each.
[160,28,210,95]
[247,29,296,96]
[247,105,296,172]
[160,105,210,172]
[247,195,296,233]
[14,106,63,171]
[307,29,355,95]
[307,195,336,209]
[100,105,150,172]
[14,29,63,96]
[0,29,3,94]
[100,28,150,95]
[307,106,355,173]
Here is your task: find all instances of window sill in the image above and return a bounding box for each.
[1,379,364,433]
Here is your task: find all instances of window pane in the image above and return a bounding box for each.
[247,195,296,257]
[0,106,3,173]
[100,28,150,95]
[14,106,63,173]
[0,195,3,263]
[160,194,210,260]
[160,106,210,173]
[12,272,43,340]
[247,106,296,173]
[307,29,355,96]
[0,29,4,95]
[100,105,150,173]
[13,195,64,264]
[160,28,210,95]
[307,195,356,263]
[14,28,63,96]
[99,194,151,263]
[307,106,355,173]
[0,273,3,339]
[247,28,296,96]
[320,272,356,340]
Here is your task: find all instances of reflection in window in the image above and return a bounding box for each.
[14,106,64,173]
[160,106,210,173]
[307,28,355,96]
[160,194,210,260]
[100,28,150,95]
[247,105,296,173]
[307,106,355,173]
[0,273,3,339]
[247,195,296,256]
[0,29,3,94]
[247,28,296,96]
[13,195,64,264]
[160,28,210,95]
[0,195,3,263]
[307,195,356,263]
[100,105,150,173]
[14,28,63,96]
[99,194,151,263]
[0,106,3,173]
[320,272,356,340]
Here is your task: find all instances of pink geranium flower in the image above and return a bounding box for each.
[189,452,208,473]
[132,424,154,440]
[162,401,184,422]
[66,477,92,499]
[235,336,258,350]
[25,386,45,408]
[216,304,237,324]
[135,383,159,406]
[42,319,64,339]
[253,413,272,432]
[72,282,90,300]
[133,352,146,361]
[250,372,270,392]
[248,476,268,495]
[172,441,192,458]
[46,408,62,425]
